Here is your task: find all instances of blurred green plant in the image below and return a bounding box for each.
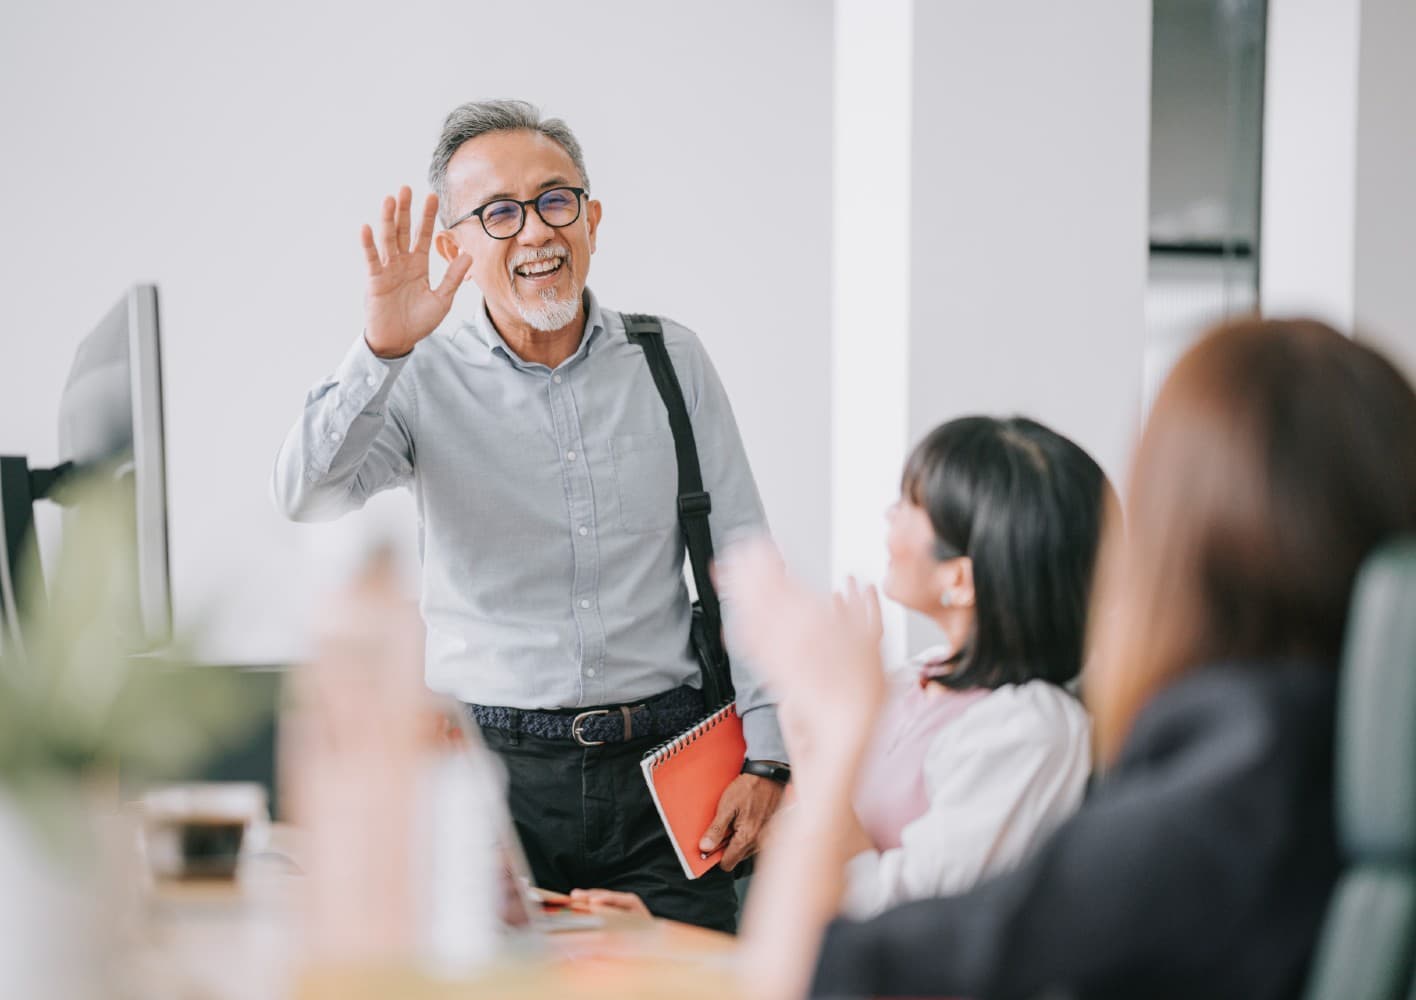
[0,474,264,856]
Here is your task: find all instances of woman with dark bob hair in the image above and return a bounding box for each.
[835,415,1111,917]
[728,317,1416,1000]
[571,416,1112,920]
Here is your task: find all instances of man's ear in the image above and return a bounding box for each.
[586,198,603,254]
[434,230,465,266]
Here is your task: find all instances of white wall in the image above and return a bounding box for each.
[0,0,833,663]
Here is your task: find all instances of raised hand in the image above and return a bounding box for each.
[360,186,473,359]
[719,539,886,777]
[566,888,652,919]
[727,544,889,1000]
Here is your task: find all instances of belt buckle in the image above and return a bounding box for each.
[571,709,611,746]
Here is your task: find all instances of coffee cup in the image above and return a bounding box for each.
[140,782,268,880]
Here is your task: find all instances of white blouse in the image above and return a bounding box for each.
[840,676,1092,920]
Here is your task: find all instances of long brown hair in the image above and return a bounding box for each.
[1088,318,1416,766]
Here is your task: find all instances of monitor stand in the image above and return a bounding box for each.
[0,456,73,655]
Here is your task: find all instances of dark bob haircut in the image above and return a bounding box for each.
[901,416,1114,690]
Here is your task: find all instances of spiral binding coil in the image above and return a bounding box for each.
[642,701,737,763]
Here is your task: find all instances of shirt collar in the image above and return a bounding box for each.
[909,644,962,684]
[469,288,606,371]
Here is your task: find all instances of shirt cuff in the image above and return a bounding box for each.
[303,335,413,482]
[740,704,788,764]
[349,331,413,394]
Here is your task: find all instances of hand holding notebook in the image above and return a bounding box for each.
[640,703,747,879]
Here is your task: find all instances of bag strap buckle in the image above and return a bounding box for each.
[678,491,712,518]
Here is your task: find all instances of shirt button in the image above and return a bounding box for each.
[328,431,342,443]
[566,450,577,462]
[552,374,563,384]
[580,599,591,609]
[578,526,589,537]
[365,374,378,387]
[585,668,596,678]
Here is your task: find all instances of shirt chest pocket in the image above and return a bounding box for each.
[611,431,680,535]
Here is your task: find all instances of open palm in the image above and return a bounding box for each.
[360,186,472,358]
[720,538,886,766]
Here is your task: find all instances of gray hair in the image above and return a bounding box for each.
[428,99,590,225]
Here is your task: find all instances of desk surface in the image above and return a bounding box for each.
[136,827,740,1000]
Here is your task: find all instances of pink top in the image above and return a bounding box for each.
[853,653,988,851]
[841,651,1093,917]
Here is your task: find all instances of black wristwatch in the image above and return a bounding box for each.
[741,759,791,785]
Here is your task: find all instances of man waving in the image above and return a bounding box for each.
[273,100,786,931]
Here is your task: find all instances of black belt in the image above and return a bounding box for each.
[465,684,705,746]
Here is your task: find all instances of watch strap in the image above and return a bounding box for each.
[741,759,791,785]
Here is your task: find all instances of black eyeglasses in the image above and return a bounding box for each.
[445,186,586,239]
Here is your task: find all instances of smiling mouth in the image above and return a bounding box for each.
[514,258,566,280]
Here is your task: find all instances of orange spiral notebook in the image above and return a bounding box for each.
[640,702,747,879]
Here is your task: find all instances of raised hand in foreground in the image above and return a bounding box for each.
[717,538,889,1000]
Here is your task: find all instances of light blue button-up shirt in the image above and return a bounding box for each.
[273,290,784,759]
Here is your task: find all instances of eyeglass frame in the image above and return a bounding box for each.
[443,186,588,240]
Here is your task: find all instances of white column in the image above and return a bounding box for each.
[1260,0,1362,328]
[1262,0,1416,379]
[831,0,914,663]
[1353,0,1416,377]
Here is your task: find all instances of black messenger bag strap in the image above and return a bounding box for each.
[622,313,734,709]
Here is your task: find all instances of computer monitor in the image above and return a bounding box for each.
[0,284,171,654]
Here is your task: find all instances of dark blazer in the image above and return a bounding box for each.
[812,660,1339,1000]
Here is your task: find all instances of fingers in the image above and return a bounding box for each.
[413,193,439,255]
[377,194,398,261]
[864,583,883,641]
[720,828,754,872]
[836,575,862,617]
[360,224,382,275]
[566,888,597,911]
[719,802,767,872]
[533,886,574,905]
[369,186,439,275]
[698,799,735,855]
[435,250,473,301]
[395,185,413,253]
[569,889,651,916]
[837,576,883,643]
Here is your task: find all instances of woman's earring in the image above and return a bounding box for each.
[939,591,954,608]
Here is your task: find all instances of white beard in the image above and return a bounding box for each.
[515,286,581,332]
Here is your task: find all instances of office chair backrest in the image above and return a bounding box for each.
[1304,538,1416,1000]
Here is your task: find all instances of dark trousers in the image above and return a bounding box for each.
[480,723,740,933]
